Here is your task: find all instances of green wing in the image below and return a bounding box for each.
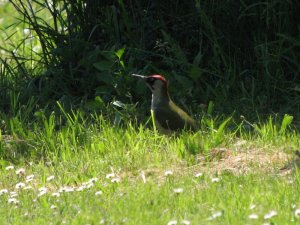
[153,102,196,131]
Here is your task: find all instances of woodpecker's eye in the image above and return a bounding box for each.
[145,77,156,91]
[147,78,155,86]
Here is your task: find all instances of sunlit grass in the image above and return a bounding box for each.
[0,108,300,224]
[0,157,300,224]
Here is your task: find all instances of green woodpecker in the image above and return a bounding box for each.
[132,74,196,134]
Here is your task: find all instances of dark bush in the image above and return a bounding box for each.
[1,0,300,118]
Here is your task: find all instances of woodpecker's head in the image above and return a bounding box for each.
[132,74,168,94]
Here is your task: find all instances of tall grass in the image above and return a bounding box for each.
[0,105,299,224]
[0,0,299,120]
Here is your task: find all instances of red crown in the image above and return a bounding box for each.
[149,74,167,83]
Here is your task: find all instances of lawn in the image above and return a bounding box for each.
[1,112,300,224]
[1,1,300,224]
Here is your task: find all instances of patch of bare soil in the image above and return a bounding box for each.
[194,144,296,176]
[136,146,295,185]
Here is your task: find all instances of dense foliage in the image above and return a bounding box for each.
[1,0,300,118]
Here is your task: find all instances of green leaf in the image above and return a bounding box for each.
[212,117,232,146]
[95,96,105,107]
[115,48,125,59]
[120,60,125,68]
[96,72,113,85]
[84,96,105,110]
[216,117,231,136]
[207,101,214,115]
[193,50,203,66]
[280,114,293,134]
[189,65,202,80]
[94,61,111,71]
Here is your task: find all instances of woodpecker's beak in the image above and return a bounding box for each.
[132,74,146,79]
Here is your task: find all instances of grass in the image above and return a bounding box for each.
[1,1,300,224]
[1,110,300,224]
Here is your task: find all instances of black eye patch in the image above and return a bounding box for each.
[145,78,156,91]
[146,78,155,85]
